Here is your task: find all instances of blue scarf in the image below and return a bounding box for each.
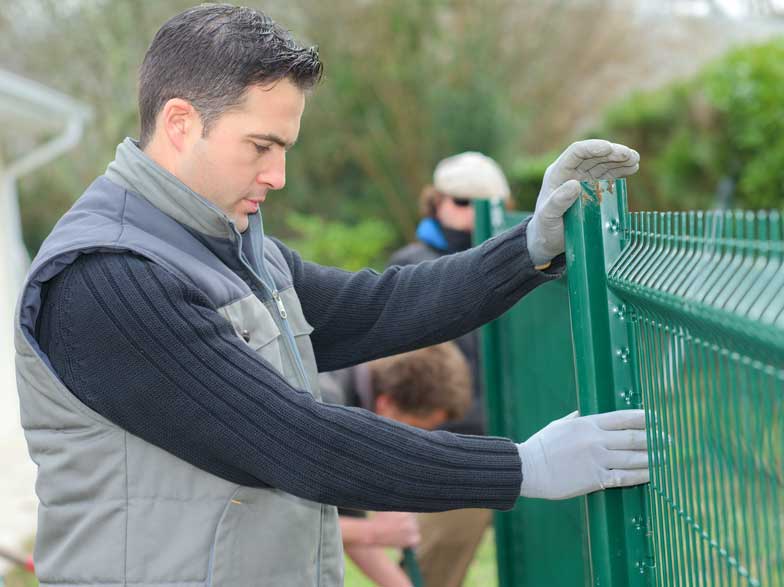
[415,218,449,252]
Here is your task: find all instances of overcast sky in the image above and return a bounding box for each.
[645,0,784,17]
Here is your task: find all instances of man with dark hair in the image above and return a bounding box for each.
[16,4,649,586]
[137,3,323,148]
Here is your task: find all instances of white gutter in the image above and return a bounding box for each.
[0,69,91,280]
[0,70,91,177]
[6,115,89,178]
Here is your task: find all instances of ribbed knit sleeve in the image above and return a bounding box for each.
[37,252,523,512]
[275,218,565,372]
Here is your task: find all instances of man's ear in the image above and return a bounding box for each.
[423,408,448,430]
[158,98,201,152]
[373,393,395,418]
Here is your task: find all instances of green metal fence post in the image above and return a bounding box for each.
[475,199,516,587]
[402,547,424,587]
[564,179,652,587]
[475,200,590,587]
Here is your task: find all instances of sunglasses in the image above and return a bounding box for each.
[451,197,472,207]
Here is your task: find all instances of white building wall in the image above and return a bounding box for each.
[0,158,37,572]
[0,69,89,572]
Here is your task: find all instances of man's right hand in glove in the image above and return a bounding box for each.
[526,140,640,267]
[517,409,650,500]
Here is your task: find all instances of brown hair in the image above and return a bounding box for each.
[368,343,471,420]
[418,184,445,218]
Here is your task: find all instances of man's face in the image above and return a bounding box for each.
[436,196,475,233]
[177,79,305,232]
[374,394,448,430]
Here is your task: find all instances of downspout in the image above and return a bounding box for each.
[2,109,89,282]
[0,75,89,575]
[6,114,88,179]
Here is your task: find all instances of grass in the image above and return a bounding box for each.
[2,536,36,587]
[2,568,37,587]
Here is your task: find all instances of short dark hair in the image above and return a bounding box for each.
[138,3,323,147]
[369,343,472,421]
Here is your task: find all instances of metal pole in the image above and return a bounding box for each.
[564,179,651,587]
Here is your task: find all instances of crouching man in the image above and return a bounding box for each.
[322,343,472,586]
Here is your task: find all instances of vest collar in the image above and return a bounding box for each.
[105,138,238,240]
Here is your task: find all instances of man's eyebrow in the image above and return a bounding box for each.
[246,133,296,150]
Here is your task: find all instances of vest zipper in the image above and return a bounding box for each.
[271,289,288,319]
[233,217,312,394]
[268,285,311,393]
[235,215,322,586]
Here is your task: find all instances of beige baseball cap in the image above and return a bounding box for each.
[433,151,511,201]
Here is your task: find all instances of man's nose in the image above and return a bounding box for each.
[257,151,286,190]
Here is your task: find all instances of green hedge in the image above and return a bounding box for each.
[593,38,784,211]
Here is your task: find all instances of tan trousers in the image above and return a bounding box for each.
[415,508,493,587]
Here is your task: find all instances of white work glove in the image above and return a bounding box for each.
[526,140,640,267]
[517,409,649,500]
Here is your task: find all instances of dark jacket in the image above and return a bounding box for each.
[388,218,485,435]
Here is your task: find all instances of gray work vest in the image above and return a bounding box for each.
[15,174,343,586]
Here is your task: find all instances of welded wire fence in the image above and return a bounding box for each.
[609,207,784,587]
[477,182,783,587]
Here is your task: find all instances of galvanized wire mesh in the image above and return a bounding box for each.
[608,208,784,586]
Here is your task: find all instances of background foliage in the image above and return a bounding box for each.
[0,0,641,264]
[0,1,782,265]
[592,38,784,212]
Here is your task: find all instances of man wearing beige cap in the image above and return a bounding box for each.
[393,152,511,265]
[389,152,513,587]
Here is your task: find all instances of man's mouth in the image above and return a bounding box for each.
[241,194,267,213]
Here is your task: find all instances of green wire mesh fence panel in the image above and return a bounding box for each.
[605,198,784,586]
[475,201,590,587]
[479,182,782,586]
[567,180,784,587]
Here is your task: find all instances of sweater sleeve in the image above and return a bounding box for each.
[274,218,565,372]
[36,252,522,512]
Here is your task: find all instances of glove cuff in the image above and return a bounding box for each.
[525,220,555,268]
[517,439,545,498]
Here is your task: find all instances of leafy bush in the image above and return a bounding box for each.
[284,213,396,271]
[595,38,784,211]
[505,152,556,212]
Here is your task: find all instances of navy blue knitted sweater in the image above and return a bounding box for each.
[36,222,563,512]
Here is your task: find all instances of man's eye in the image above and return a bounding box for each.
[253,143,271,154]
